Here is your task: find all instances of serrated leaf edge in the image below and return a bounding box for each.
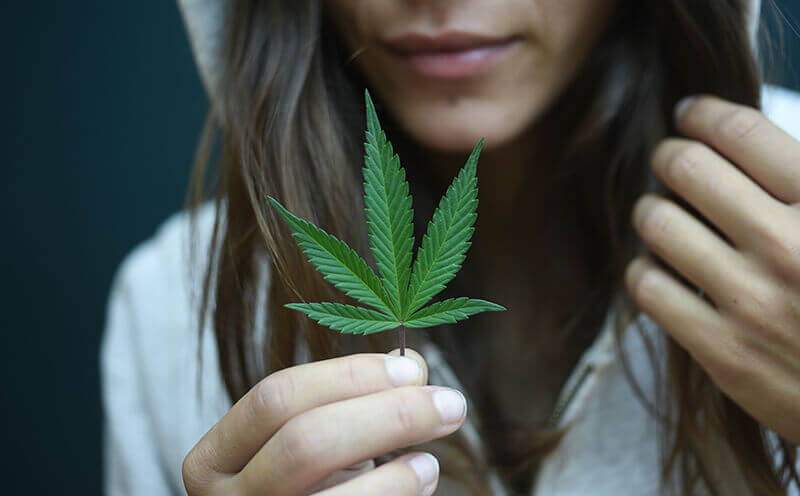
[268,196,395,316]
[404,297,506,328]
[286,302,401,335]
[404,138,484,316]
[363,89,415,319]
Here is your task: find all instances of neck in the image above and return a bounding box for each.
[424,126,544,221]
[417,125,596,425]
[421,124,565,281]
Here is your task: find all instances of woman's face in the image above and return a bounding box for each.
[325,0,617,154]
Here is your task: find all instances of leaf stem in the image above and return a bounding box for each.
[399,325,406,356]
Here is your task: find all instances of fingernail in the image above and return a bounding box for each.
[408,452,439,494]
[674,95,697,121]
[432,388,466,424]
[384,356,421,386]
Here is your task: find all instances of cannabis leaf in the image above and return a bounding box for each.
[284,302,400,334]
[363,92,414,318]
[405,141,482,316]
[404,297,504,328]
[268,198,394,316]
[268,89,506,355]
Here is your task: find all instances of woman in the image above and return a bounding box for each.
[101,0,800,494]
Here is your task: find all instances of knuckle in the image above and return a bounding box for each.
[390,390,423,435]
[181,454,199,493]
[706,324,761,391]
[182,448,212,495]
[640,200,673,239]
[775,232,800,268]
[632,266,660,304]
[278,415,330,470]
[717,107,764,142]
[729,287,791,338]
[761,222,800,283]
[252,371,295,422]
[277,425,309,472]
[651,139,674,168]
[344,356,368,394]
[705,332,756,390]
[792,178,800,202]
[666,142,708,185]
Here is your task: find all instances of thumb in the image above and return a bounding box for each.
[387,347,428,386]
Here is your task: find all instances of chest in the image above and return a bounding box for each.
[483,310,584,425]
[418,311,696,496]
[470,234,598,424]
[476,262,596,426]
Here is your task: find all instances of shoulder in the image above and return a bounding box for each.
[101,200,233,491]
[103,198,227,399]
[104,199,219,357]
[761,83,800,140]
[111,199,217,300]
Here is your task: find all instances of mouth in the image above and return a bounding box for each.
[381,31,522,80]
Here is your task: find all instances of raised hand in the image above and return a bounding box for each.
[627,95,800,442]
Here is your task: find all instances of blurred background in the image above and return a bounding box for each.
[1,1,798,493]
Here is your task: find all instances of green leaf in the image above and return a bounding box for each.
[268,196,394,315]
[363,90,415,318]
[272,94,505,339]
[404,139,484,316]
[286,302,401,335]
[404,297,506,328]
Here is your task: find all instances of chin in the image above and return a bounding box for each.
[394,102,539,154]
[386,86,547,155]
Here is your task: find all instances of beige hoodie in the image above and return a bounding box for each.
[101,1,800,495]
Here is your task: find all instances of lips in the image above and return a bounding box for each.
[381,31,520,80]
[383,31,517,55]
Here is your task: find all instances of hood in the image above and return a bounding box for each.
[177,0,763,102]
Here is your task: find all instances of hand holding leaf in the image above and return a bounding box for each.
[268,89,505,356]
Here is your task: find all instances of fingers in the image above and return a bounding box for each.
[625,255,731,371]
[306,459,376,493]
[674,95,800,205]
[650,138,784,251]
[239,385,466,495]
[631,192,764,308]
[312,452,440,496]
[184,350,427,481]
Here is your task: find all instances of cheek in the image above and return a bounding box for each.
[540,0,617,59]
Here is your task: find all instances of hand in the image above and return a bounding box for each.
[182,347,467,495]
[626,94,800,443]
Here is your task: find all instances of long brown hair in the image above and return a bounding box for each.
[186,0,799,494]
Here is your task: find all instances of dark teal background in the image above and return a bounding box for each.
[2,2,798,493]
